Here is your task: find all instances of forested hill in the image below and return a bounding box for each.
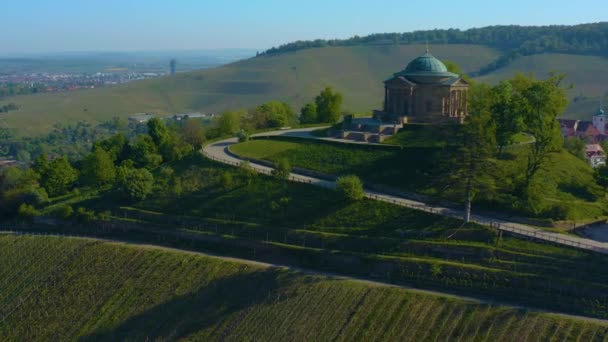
[263,22,608,75]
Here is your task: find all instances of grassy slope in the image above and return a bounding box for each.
[34,156,608,319]
[230,130,607,220]
[4,44,500,137]
[0,235,606,341]
[5,46,608,137]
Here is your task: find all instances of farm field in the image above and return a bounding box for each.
[0,234,606,341]
[31,156,608,320]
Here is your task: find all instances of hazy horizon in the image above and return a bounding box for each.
[2,0,607,55]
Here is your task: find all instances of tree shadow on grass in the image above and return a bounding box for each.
[81,268,302,341]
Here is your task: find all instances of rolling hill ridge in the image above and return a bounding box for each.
[3,27,608,136]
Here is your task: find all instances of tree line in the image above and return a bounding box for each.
[0,86,345,219]
[261,22,608,75]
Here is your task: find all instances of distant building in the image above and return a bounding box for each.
[128,113,156,123]
[558,102,607,143]
[171,113,215,121]
[0,159,17,169]
[586,144,606,168]
[170,59,177,75]
[373,49,469,124]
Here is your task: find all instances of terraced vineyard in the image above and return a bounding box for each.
[31,156,608,320]
[0,234,606,341]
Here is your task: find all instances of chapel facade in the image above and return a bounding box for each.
[373,50,469,124]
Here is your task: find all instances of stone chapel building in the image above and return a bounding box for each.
[373,50,469,124]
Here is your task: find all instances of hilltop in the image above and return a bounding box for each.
[3,34,608,137]
[1,234,606,340]
[2,44,500,137]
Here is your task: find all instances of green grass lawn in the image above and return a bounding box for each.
[1,234,606,341]
[231,130,608,221]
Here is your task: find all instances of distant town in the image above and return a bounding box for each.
[0,71,166,95]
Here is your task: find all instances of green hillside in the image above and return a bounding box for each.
[1,234,606,341]
[3,44,500,137]
[4,44,608,137]
[477,53,608,120]
[231,132,607,221]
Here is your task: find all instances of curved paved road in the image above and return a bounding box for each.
[203,128,608,255]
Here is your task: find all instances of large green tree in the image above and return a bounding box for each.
[447,84,497,222]
[40,157,78,197]
[315,87,343,123]
[116,166,154,202]
[82,148,116,186]
[215,111,243,136]
[94,133,128,163]
[490,81,524,156]
[251,101,297,128]
[181,119,206,150]
[512,74,568,191]
[129,135,163,169]
[299,103,318,124]
[147,118,172,148]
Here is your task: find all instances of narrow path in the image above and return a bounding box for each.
[203,127,608,255]
[1,230,606,325]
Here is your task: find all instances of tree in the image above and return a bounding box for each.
[447,84,497,223]
[32,153,49,175]
[147,117,171,148]
[443,60,474,84]
[563,136,586,160]
[490,81,525,155]
[116,166,154,202]
[129,135,163,169]
[181,119,205,150]
[251,101,297,128]
[512,74,568,191]
[40,157,78,197]
[82,148,116,186]
[272,159,291,181]
[146,117,190,162]
[94,133,128,163]
[336,175,365,201]
[216,110,242,136]
[315,87,343,123]
[300,103,318,124]
[595,166,608,195]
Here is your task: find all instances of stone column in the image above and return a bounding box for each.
[384,87,388,112]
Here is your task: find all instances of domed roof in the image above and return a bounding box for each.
[398,51,458,79]
[405,52,448,73]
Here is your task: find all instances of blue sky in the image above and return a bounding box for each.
[3,0,607,54]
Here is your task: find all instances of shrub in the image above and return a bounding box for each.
[336,175,365,201]
[17,203,38,219]
[237,129,250,142]
[53,204,74,219]
[116,167,154,202]
[22,188,49,206]
[239,161,257,185]
[272,159,291,181]
[76,207,96,223]
[97,210,112,221]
